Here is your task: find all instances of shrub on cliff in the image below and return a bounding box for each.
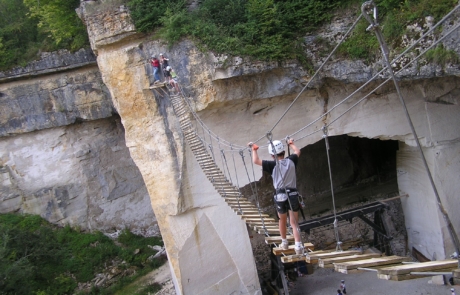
[337,0,458,60]
[127,0,187,33]
[128,0,458,65]
[24,0,89,51]
[0,0,89,71]
[0,213,164,295]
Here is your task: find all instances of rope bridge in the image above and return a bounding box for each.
[150,2,460,293]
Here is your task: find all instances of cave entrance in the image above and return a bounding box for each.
[296,134,399,218]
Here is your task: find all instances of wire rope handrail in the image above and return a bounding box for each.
[253,13,460,149]
[165,3,460,259]
[362,0,460,267]
[251,14,364,145]
[173,3,459,153]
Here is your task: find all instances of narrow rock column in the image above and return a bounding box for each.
[78,1,262,290]
[94,40,261,294]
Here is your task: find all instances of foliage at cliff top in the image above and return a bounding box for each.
[0,0,89,71]
[127,0,457,65]
[0,213,164,295]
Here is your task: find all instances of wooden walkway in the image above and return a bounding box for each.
[277,243,460,282]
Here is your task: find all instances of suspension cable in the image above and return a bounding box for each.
[173,2,460,152]
[222,149,234,185]
[289,18,460,146]
[362,0,460,266]
[240,149,269,236]
[230,144,243,214]
[216,138,228,198]
[322,125,342,252]
[325,25,460,129]
[251,13,364,145]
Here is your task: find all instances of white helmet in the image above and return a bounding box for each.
[268,140,284,155]
[166,66,171,71]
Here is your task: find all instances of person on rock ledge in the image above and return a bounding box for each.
[159,53,169,81]
[248,138,304,255]
[150,56,161,83]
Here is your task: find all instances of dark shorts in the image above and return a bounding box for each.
[274,193,301,214]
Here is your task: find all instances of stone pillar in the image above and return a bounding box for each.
[78,3,261,294]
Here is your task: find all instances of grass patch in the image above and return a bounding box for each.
[0,213,164,295]
[424,44,459,67]
[338,0,458,61]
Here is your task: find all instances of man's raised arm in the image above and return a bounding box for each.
[248,142,262,166]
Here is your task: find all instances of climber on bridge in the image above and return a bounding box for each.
[248,138,304,255]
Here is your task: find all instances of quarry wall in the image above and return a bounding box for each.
[0,49,158,236]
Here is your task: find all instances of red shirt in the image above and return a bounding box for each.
[151,59,160,67]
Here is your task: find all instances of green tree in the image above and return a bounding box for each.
[128,0,186,32]
[23,0,88,50]
[0,0,40,69]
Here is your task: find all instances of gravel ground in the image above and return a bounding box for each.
[146,260,457,295]
[289,266,456,295]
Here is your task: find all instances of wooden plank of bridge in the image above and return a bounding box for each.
[281,254,307,263]
[377,259,459,281]
[239,214,271,218]
[378,268,455,281]
[265,235,295,244]
[273,243,315,256]
[235,210,262,215]
[247,220,278,225]
[230,204,258,209]
[318,253,382,268]
[243,217,276,222]
[251,225,279,231]
[335,256,411,274]
[226,200,253,205]
[306,250,363,264]
[248,220,278,225]
[149,82,167,89]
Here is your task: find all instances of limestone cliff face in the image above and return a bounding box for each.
[0,48,157,236]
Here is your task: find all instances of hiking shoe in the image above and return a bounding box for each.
[295,246,304,255]
[281,240,289,250]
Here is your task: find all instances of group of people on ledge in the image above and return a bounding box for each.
[150,53,179,93]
